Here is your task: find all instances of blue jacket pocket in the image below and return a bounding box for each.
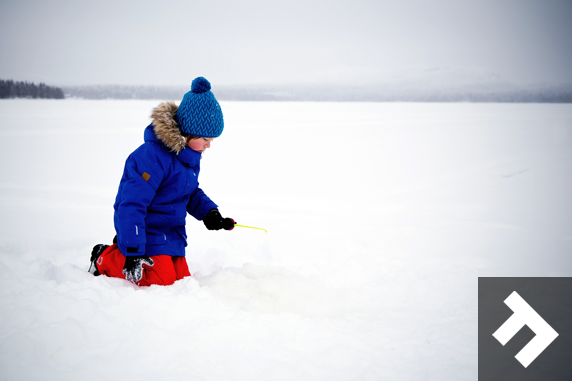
[174,226,188,247]
[146,229,167,246]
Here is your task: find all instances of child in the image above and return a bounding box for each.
[88,77,235,286]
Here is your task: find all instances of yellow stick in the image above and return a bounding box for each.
[234,224,267,233]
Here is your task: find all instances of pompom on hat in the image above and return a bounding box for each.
[175,77,224,138]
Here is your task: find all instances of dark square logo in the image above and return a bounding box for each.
[479,277,572,380]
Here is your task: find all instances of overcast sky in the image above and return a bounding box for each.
[1,0,571,87]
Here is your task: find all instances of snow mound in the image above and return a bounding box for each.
[196,263,356,317]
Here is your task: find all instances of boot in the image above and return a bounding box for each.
[89,244,109,276]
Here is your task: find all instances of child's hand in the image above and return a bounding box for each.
[203,209,235,231]
[123,255,155,284]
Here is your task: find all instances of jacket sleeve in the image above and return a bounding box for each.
[114,148,165,256]
[186,186,218,221]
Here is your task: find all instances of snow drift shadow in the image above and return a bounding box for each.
[195,263,357,318]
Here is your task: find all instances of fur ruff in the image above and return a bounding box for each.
[150,101,187,155]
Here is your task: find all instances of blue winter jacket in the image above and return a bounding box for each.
[113,101,217,257]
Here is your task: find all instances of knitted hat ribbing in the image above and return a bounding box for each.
[176,77,224,138]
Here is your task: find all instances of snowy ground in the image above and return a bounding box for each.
[0,99,571,380]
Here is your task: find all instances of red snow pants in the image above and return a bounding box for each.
[95,244,191,286]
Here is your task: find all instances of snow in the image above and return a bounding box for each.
[1,99,571,380]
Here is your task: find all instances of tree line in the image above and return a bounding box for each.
[0,79,65,99]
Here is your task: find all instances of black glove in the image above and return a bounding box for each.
[203,209,235,231]
[123,255,154,284]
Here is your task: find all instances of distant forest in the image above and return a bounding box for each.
[63,83,572,103]
[0,79,64,99]
[3,79,570,103]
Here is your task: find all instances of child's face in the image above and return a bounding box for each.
[187,137,214,153]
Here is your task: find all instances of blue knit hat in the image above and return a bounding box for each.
[176,77,224,138]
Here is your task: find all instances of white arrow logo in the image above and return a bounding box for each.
[492,291,559,368]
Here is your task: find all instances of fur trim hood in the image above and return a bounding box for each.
[150,101,187,155]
